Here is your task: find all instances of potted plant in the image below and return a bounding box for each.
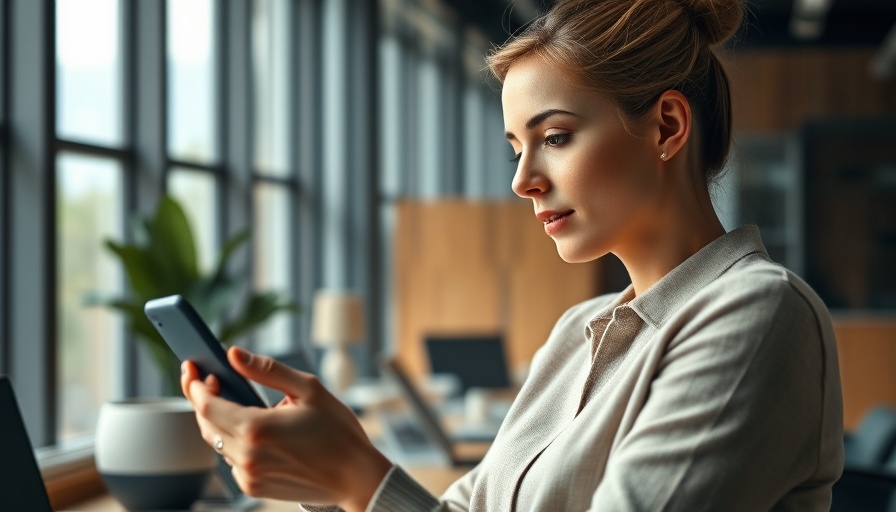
[90,195,298,392]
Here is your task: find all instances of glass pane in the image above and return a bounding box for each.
[253,183,293,353]
[252,0,291,175]
[56,0,123,145]
[167,0,218,163]
[56,153,124,442]
[167,169,218,273]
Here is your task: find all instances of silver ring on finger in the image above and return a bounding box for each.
[213,435,224,453]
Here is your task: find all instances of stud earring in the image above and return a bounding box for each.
[660,152,668,161]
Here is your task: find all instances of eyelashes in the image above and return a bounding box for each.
[545,133,571,147]
[509,133,572,165]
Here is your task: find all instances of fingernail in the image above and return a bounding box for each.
[181,362,187,375]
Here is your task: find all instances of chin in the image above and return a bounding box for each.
[552,239,604,264]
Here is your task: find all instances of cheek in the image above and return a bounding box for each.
[557,137,641,202]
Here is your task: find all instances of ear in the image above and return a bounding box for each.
[652,90,691,162]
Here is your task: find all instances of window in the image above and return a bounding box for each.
[251,0,298,355]
[54,0,127,446]
[166,0,222,277]
[167,0,218,164]
[55,154,124,442]
[167,168,219,273]
[3,0,496,459]
[56,0,123,147]
[375,2,506,353]
[252,182,294,354]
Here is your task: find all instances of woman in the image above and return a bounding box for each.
[182,0,844,510]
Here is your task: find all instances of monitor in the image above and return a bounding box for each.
[424,334,511,394]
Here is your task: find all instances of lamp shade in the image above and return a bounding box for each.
[310,290,365,347]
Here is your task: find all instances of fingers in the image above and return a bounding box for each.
[181,360,199,400]
[228,346,320,399]
[181,361,238,456]
[187,375,243,438]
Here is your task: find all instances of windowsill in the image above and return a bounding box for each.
[37,438,107,510]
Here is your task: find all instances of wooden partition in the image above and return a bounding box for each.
[834,317,896,431]
[393,199,603,379]
[723,48,896,133]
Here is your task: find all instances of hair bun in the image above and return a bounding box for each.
[677,0,744,46]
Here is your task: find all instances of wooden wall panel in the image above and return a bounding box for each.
[723,49,896,133]
[834,318,896,431]
[395,201,503,378]
[394,200,601,379]
[501,201,600,370]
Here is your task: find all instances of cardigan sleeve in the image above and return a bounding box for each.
[300,466,446,512]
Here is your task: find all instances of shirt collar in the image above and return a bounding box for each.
[628,225,769,329]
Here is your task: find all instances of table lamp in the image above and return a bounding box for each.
[311,290,365,393]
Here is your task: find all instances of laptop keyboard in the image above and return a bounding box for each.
[385,416,431,452]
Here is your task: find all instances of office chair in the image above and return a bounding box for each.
[832,405,896,511]
[844,405,896,466]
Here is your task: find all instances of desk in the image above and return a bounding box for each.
[68,413,482,511]
[70,465,470,511]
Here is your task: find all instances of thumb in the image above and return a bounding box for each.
[227,346,317,399]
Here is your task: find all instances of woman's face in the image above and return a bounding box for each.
[502,56,664,263]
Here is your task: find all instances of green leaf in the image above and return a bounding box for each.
[189,276,242,326]
[218,292,299,345]
[92,194,301,391]
[104,241,161,300]
[147,196,200,286]
[212,230,250,282]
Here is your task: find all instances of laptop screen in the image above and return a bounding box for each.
[425,335,511,394]
[0,376,53,512]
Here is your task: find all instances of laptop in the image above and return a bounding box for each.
[424,335,511,395]
[378,359,489,467]
[0,376,54,512]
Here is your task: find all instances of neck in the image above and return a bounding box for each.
[615,167,726,297]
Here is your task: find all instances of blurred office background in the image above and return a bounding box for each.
[0,0,894,481]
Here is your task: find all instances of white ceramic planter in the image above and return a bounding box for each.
[95,397,216,511]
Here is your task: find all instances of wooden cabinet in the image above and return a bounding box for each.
[834,317,896,431]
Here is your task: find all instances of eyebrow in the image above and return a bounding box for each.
[504,109,580,140]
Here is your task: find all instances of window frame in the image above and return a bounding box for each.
[0,0,9,377]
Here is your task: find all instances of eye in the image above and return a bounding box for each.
[544,133,571,147]
[509,152,522,164]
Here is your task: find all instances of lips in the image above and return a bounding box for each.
[536,210,574,224]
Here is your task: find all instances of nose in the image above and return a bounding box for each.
[511,154,550,198]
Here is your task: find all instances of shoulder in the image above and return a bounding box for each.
[669,252,836,359]
[701,253,831,328]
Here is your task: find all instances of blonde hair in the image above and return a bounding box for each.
[487,0,743,182]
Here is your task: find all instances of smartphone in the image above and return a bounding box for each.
[144,295,268,408]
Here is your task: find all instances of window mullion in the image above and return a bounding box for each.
[8,0,57,447]
[294,0,323,354]
[221,0,252,343]
[132,0,167,396]
[0,0,9,377]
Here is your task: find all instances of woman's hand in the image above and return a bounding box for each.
[180,346,394,512]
